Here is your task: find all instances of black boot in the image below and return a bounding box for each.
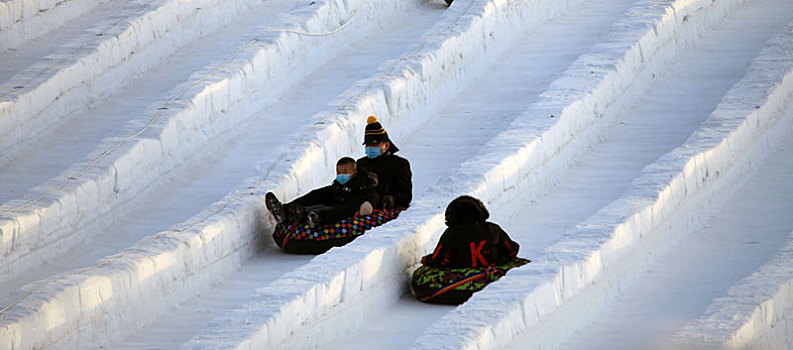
[265,192,286,224]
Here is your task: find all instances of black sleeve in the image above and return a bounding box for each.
[322,198,361,222]
[392,157,412,207]
[290,184,333,207]
[332,187,377,217]
[355,170,381,207]
[421,231,453,267]
[492,223,519,261]
[363,187,380,208]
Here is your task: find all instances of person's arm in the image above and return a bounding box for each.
[390,157,412,207]
[350,187,379,216]
[363,187,380,209]
[492,223,519,261]
[421,231,452,267]
[356,170,381,208]
[331,186,377,218]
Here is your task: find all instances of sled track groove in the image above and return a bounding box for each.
[2,0,792,348]
[1,0,454,347]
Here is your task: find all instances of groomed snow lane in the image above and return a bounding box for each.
[493,0,793,347]
[0,0,120,51]
[2,0,791,347]
[0,0,295,204]
[507,0,793,257]
[559,131,793,350]
[0,0,127,82]
[400,0,637,196]
[94,2,449,348]
[181,0,747,348]
[0,0,445,299]
[284,0,643,347]
[337,0,793,348]
[0,0,267,165]
[0,0,301,300]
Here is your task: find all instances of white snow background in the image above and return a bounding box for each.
[0,0,792,348]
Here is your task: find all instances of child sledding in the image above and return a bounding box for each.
[264,114,525,303]
[266,116,412,254]
[411,195,530,304]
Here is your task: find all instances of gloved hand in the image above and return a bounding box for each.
[367,172,379,187]
[359,201,373,216]
[382,195,395,209]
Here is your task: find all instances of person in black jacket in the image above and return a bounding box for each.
[421,195,519,268]
[356,116,412,209]
[266,157,379,228]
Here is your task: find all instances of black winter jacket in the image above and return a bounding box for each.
[421,221,519,268]
[357,151,412,208]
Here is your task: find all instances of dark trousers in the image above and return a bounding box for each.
[285,202,358,225]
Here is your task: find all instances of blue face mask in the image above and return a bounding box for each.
[365,146,382,159]
[336,173,352,185]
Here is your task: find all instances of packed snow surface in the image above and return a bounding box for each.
[1,0,792,348]
[560,136,793,350]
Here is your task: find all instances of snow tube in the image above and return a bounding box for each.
[272,207,405,254]
[410,258,531,305]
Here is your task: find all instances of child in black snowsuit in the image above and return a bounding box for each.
[421,195,519,268]
[266,157,379,228]
[356,116,412,209]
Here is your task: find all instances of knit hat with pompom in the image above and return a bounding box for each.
[363,115,399,152]
[363,115,388,145]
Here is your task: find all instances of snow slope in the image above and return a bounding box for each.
[420,3,793,349]
[0,0,113,51]
[560,136,793,350]
[675,230,793,350]
[0,0,265,160]
[550,5,793,350]
[1,0,448,347]
[0,0,418,292]
[186,0,792,348]
[1,0,791,348]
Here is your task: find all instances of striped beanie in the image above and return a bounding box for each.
[363,115,389,145]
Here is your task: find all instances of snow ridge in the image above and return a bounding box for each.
[0,0,111,50]
[179,0,606,348]
[0,0,418,348]
[0,0,788,348]
[0,0,389,286]
[0,0,264,163]
[175,0,742,347]
[670,27,793,346]
[673,230,793,350]
[413,9,793,350]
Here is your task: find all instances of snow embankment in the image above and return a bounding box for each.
[0,0,109,50]
[674,230,793,350]
[175,0,743,348]
[0,0,402,284]
[0,0,420,348]
[0,0,260,282]
[414,13,793,350]
[0,0,260,163]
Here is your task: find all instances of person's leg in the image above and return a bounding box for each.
[303,204,334,228]
[285,202,308,223]
[265,192,286,223]
[313,203,361,226]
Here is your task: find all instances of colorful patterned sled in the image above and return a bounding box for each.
[272,207,405,254]
[410,257,531,305]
